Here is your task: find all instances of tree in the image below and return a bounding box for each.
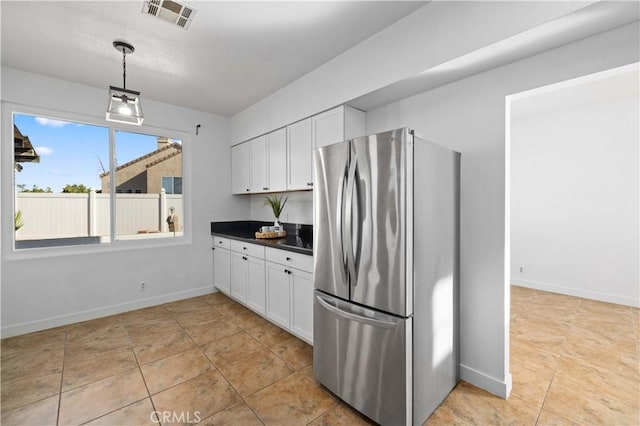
[17,184,52,193]
[14,210,24,231]
[62,184,90,193]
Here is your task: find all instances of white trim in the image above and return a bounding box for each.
[2,101,193,261]
[512,280,640,308]
[1,285,216,338]
[460,364,512,399]
[503,92,512,385]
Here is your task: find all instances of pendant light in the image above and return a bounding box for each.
[106,41,144,125]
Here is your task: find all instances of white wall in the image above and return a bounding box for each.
[511,83,639,307]
[1,68,248,337]
[230,1,592,144]
[248,192,313,225]
[364,22,639,396]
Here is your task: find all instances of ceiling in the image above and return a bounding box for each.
[0,1,425,117]
[350,1,640,111]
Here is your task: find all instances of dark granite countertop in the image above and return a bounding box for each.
[211,221,313,255]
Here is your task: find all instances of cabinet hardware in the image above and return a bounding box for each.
[243,247,247,250]
[306,182,313,186]
[246,188,250,192]
[242,256,248,260]
[286,257,291,261]
[284,269,291,274]
[263,187,269,191]
[212,247,215,250]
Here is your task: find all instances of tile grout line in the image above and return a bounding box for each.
[512,288,572,425]
[201,294,329,425]
[71,312,161,425]
[169,297,266,425]
[121,311,158,420]
[198,299,267,425]
[56,327,69,426]
[534,296,584,425]
[517,292,547,426]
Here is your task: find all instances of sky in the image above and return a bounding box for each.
[14,114,173,192]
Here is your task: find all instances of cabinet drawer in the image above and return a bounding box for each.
[265,247,313,272]
[213,236,230,249]
[230,240,265,258]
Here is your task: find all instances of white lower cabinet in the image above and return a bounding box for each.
[290,268,313,343]
[230,251,249,302]
[213,236,313,344]
[265,247,314,344]
[246,256,266,314]
[213,238,231,295]
[265,262,291,328]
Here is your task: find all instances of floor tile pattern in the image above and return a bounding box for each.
[1,288,637,425]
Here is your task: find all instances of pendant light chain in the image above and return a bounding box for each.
[121,48,127,91]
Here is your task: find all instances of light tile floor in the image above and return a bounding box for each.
[1,287,638,425]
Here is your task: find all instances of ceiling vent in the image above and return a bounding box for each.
[142,0,196,30]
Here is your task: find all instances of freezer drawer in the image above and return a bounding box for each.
[313,291,412,425]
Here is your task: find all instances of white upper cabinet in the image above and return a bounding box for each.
[313,105,366,149]
[250,135,268,193]
[267,128,287,192]
[231,142,251,194]
[233,105,365,194]
[313,107,345,149]
[287,118,313,191]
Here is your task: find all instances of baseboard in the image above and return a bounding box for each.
[1,286,216,338]
[511,279,639,308]
[460,364,512,399]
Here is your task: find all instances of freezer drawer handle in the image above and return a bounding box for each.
[315,295,397,329]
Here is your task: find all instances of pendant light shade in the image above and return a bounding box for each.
[106,41,144,125]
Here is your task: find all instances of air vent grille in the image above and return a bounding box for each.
[142,0,196,30]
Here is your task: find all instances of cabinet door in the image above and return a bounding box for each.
[231,142,251,194]
[291,269,314,344]
[246,256,266,314]
[230,251,249,302]
[267,128,287,192]
[250,135,268,193]
[312,106,344,149]
[287,118,313,190]
[213,247,231,295]
[265,261,291,328]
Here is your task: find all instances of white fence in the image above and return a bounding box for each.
[15,191,183,240]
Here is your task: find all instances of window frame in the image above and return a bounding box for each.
[161,176,183,194]
[2,102,192,260]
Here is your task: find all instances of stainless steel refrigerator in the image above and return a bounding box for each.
[312,128,460,425]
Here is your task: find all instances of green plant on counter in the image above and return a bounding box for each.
[263,195,288,219]
[14,210,24,231]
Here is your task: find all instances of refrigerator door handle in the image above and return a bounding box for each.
[315,293,398,329]
[338,156,349,272]
[345,155,357,288]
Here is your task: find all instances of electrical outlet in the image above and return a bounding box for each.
[139,281,147,291]
[519,267,524,273]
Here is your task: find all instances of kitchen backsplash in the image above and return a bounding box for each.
[248,191,313,225]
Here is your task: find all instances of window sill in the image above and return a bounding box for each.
[4,233,191,261]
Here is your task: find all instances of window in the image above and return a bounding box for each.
[162,176,183,194]
[9,110,186,250]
